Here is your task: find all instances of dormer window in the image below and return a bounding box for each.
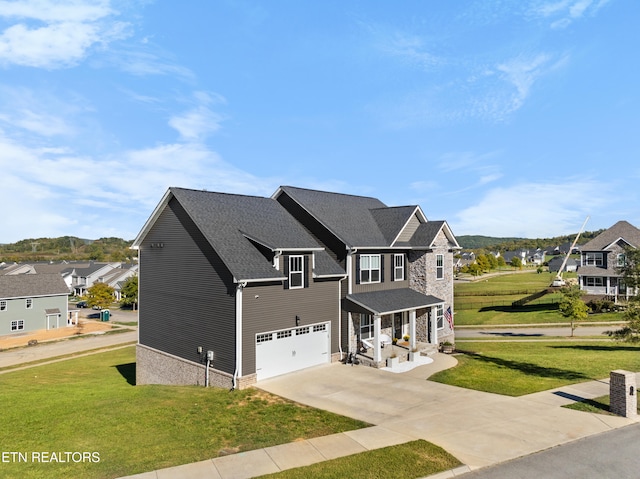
[289,256,304,289]
[584,253,603,266]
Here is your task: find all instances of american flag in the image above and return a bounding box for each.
[444,307,453,329]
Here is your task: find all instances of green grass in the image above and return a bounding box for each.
[429,341,640,396]
[454,272,625,326]
[563,395,640,416]
[0,347,368,479]
[257,440,461,479]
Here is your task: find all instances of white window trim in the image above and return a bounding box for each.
[584,253,603,266]
[0,300,6,312]
[617,254,626,267]
[11,319,25,331]
[436,305,444,330]
[436,254,444,280]
[394,254,405,281]
[25,298,33,309]
[289,255,304,289]
[360,254,381,284]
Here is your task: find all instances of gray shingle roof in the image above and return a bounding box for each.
[277,186,389,247]
[581,221,640,251]
[277,186,454,249]
[170,188,339,282]
[0,274,70,299]
[345,288,444,316]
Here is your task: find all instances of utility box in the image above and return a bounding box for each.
[610,370,637,418]
[100,309,110,322]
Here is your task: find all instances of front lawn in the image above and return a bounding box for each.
[429,341,640,396]
[258,440,461,479]
[0,347,368,479]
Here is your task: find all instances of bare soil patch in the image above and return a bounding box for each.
[0,320,116,349]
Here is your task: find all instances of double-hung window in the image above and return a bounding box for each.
[436,254,444,279]
[394,254,405,281]
[584,253,603,266]
[25,298,33,309]
[11,320,24,331]
[289,256,304,289]
[0,300,6,312]
[360,254,381,283]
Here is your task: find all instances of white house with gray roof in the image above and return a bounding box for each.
[133,186,459,389]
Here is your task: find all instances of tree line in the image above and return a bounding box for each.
[0,236,134,263]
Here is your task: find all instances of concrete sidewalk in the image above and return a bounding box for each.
[118,353,638,479]
[118,425,469,479]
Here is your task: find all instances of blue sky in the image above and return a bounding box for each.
[1,0,638,243]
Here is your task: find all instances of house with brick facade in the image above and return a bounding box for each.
[133,186,459,389]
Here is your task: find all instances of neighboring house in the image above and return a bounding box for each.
[548,256,578,273]
[528,249,546,266]
[502,250,528,265]
[577,220,640,299]
[133,186,459,389]
[100,263,138,301]
[69,262,121,296]
[0,263,36,275]
[0,274,72,336]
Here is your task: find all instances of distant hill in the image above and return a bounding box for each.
[457,229,605,251]
[0,236,134,263]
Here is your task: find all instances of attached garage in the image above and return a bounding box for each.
[255,322,330,381]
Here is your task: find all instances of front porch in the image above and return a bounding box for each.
[356,340,439,368]
[344,288,447,369]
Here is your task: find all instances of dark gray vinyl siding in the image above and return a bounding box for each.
[352,252,409,294]
[138,198,237,374]
[242,274,340,375]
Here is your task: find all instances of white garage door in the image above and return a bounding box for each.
[256,322,330,381]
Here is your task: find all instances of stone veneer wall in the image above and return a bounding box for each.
[136,344,256,390]
[409,228,455,344]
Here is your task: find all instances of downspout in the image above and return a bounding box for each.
[232,281,246,390]
[346,248,357,357]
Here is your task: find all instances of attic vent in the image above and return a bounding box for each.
[149,242,164,248]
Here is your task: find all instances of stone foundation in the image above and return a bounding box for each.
[136,344,256,390]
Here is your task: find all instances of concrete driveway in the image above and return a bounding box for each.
[257,354,638,470]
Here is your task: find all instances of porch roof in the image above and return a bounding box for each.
[345,288,444,316]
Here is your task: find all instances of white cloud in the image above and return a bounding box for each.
[169,106,224,142]
[529,0,611,28]
[0,0,129,68]
[452,180,608,237]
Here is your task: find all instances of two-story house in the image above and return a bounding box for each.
[69,262,122,296]
[577,220,640,300]
[133,186,459,389]
[0,274,71,335]
[273,186,459,366]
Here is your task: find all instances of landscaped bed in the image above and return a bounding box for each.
[429,340,640,396]
[0,346,368,479]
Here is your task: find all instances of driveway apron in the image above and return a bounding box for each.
[257,354,637,470]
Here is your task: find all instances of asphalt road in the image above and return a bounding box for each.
[0,329,137,370]
[459,423,640,479]
[456,324,619,339]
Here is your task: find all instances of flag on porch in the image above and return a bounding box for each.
[444,306,453,329]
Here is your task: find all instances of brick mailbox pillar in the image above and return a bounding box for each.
[610,370,637,418]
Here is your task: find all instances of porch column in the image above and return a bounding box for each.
[409,309,416,350]
[429,306,438,345]
[373,314,381,363]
